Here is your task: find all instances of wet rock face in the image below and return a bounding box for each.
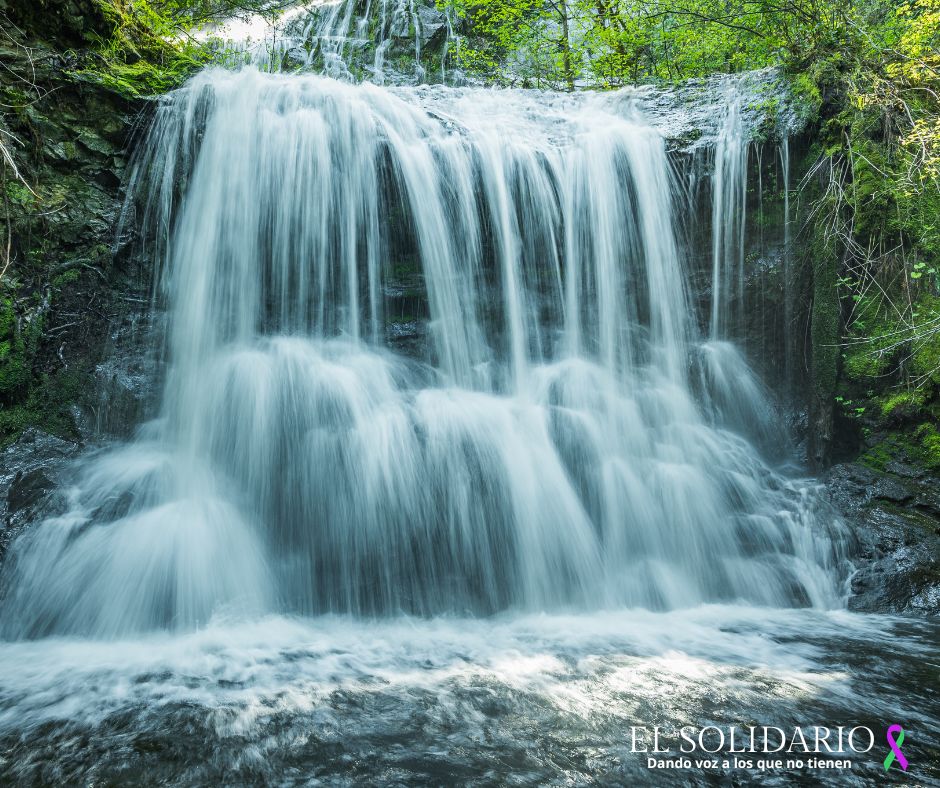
[415,4,448,48]
[7,469,54,515]
[0,0,111,48]
[0,429,78,560]
[826,462,940,615]
[0,20,151,445]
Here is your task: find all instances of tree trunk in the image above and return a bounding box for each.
[809,252,840,469]
[559,1,576,90]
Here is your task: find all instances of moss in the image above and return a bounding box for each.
[859,432,911,472]
[844,347,890,380]
[911,315,940,387]
[789,72,822,126]
[841,294,898,378]
[0,270,91,447]
[0,365,89,448]
[0,405,41,447]
[860,424,940,473]
[839,295,940,472]
[0,297,15,337]
[73,57,201,100]
[0,342,31,395]
[51,269,81,288]
[879,389,927,418]
[0,334,41,395]
[5,181,37,208]
[858,440,887,471]
[0,297,43,398]
[0,283,81,442]
[64,0,216,101]
[915,422,940,470]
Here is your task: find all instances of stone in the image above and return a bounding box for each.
[7,469,53,514]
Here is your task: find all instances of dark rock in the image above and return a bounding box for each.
[871,475,914,504]
[0,428,79,557]
[416,5,448,49]
[7,469,53,513]
[826,462,940,615]
[2,0,113,48]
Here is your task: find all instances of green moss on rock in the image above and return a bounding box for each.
[860,424,940,473]
[844,347,890,380]
[879,390,927,418]
[915,423,940,470]
[0,297,44,398]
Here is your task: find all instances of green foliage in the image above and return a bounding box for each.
[7,0,940,464]
[844,348,889,380]
[66,1,292,99]
[0,404,38,447]
[835,395,867,418]
[0,368,89,447]
[842,295,899,380]
[879,389,924,418]
[70,1,215,99]
[441,0,877,88]
[5,181,37,208]
[442,0,580,87]
[0,288,94,446]
[789,72,822,126]
[917,422,940,469]
[911,312,940,387]
[802,0,940,456]
[0,295,42,398]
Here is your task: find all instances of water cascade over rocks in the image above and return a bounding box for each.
[0,69,852,638]
[3,20,940,782]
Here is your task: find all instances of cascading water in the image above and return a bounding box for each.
[1,42,937,787]
[0,70,849,638]
[232,0,445,84]
[709,87,749,340]
[781,134,793,384]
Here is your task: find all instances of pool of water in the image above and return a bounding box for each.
[0,606,935,784]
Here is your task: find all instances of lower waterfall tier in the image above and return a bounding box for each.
[2,338,849,637]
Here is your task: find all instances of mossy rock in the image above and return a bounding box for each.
[0,297,44,399]
[3,0,113,47]
[860,425,940,474]
[879,390,927,420]
[915,423,940,471]
[844,347,890,380]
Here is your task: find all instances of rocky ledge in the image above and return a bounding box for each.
[826,461,940,615]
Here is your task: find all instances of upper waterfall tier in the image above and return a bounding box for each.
[199,1,810,147]
[0,69,849,638]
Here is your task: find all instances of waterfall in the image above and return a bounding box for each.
[709,87,749,340]
[0,68,850,640]
[781,135,793,386]
[230,0,443,84]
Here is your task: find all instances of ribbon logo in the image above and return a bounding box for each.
[884,725,909,772]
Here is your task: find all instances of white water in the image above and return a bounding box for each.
[1,607,937,783]
[221,0,443,83]
[0,69,850,639]
[709,87,749,340]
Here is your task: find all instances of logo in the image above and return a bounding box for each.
[884,725,908,772]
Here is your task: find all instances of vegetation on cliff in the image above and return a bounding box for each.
[0,1,140,444]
